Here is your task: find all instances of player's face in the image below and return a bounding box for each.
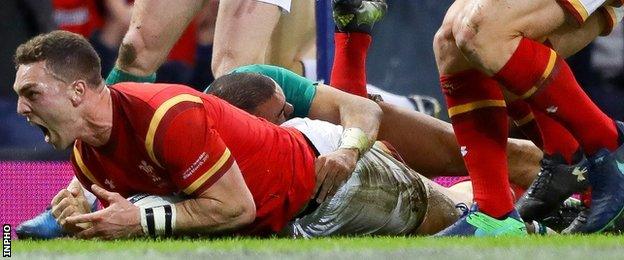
[252,84,294,125]
[13,61,81,149]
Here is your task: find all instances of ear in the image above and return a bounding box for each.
[70,80,87,107]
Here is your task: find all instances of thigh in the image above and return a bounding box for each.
[282,145,427,238]
[377,102,468,177]
[547,10,606,58]
[211,0,281,77]
[265,0,316,75]
[461,0,567,41]
[434,0,474,74]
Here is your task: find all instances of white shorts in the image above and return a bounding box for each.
[280,143,428,238]
[558,0,608,24]
[256,0,292,12]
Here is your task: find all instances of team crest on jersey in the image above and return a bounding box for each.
[105,179,116,189]
[139,160,162,183]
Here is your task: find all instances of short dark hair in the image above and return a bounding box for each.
[206,73,276,112]
[14,30,102,87]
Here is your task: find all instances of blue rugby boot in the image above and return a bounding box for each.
[576,122,624,233]
[516,150,589,222]
[434,204,527,237]
[15,208,64,239]
[332,0,387,34]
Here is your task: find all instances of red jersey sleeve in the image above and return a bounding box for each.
[149,98,235,196]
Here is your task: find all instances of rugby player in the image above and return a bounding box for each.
[432,0,624,236]
[13,30,475,239]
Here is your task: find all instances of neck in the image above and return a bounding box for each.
[80,85,113,147]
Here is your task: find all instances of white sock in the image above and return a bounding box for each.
[300,59,318,81]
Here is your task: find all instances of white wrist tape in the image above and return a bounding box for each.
[338,128,371,156]
[140,205,176,238]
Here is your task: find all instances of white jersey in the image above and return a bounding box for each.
[281,118,428,237]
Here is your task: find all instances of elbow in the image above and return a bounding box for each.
[371,101,383,121]
[234,199,256,227]
[220,198,255,229]
[367,99,384,126]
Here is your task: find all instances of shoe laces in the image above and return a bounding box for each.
[529,158,560,197]
[455,203,470,218]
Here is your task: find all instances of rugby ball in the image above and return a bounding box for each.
[126,193,185,208]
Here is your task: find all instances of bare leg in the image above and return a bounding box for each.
[265,0,316,75]
[116,0,206,76]
[377,102,542,188]
[414,177,469,235]
[548,10,608,58]
[452,0,567,75]
[211,0,281,77]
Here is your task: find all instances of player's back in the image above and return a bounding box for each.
[112,83,317,234]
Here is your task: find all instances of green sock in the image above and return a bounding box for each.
[105,67,156,85]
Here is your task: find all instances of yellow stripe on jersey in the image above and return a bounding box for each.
[183,148,232,195]
[567,0,589,22]
[602,7,617,36]
[145,94,203,168]
[520,50,557,100]
[72,144,103,187]
[515,113,535,127]
[448,100,506,117]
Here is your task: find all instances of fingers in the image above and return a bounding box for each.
[57,205,79,228]
[69,184,85,198]
[313,158,329,195]
[90,184,120,203]
[75,226,99,239]
[51,196,77,219]
[66,211,100,225]
[316,168,338,203]
[51,189,72,207]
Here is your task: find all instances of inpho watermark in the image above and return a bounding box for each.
[2,224,10,257]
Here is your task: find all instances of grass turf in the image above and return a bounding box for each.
[12,235,624,259]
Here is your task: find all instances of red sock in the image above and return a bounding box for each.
[330,32,371,97]
[494,38,618,155]
[533,109,580,163]
[506,99,544,149]
[441,69,513,218]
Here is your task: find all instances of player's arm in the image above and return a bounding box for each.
[174,162,255,235]
[66,100,255,239]
[307,83,383,202]
[149,103,255,236]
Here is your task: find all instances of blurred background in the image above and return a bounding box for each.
[0,0,622,161]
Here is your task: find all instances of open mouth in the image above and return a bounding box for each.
[35,124,51,143]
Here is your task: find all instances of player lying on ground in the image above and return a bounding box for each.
[13,0,538,238]
[206,65,540,191]
[433,0,624,236]
[13,30,499,239]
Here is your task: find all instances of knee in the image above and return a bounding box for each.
[433,22,456,60]
[211,49,235,78]
[117,29,162,74]
[451,11,490,57]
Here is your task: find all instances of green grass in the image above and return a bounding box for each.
[12,235,624,259]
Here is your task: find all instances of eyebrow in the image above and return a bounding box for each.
[16,83,38,95]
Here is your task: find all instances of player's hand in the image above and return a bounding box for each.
[66,184,143,240]
[50,185,92,234]
[313,148,358,203]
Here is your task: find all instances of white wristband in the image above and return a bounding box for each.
[140,205,176,238]
[338,128,371,156]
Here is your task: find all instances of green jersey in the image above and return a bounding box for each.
[228,64,318,118]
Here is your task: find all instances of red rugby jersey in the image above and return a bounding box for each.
[53,0,103,37]
[71,83,316,235]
